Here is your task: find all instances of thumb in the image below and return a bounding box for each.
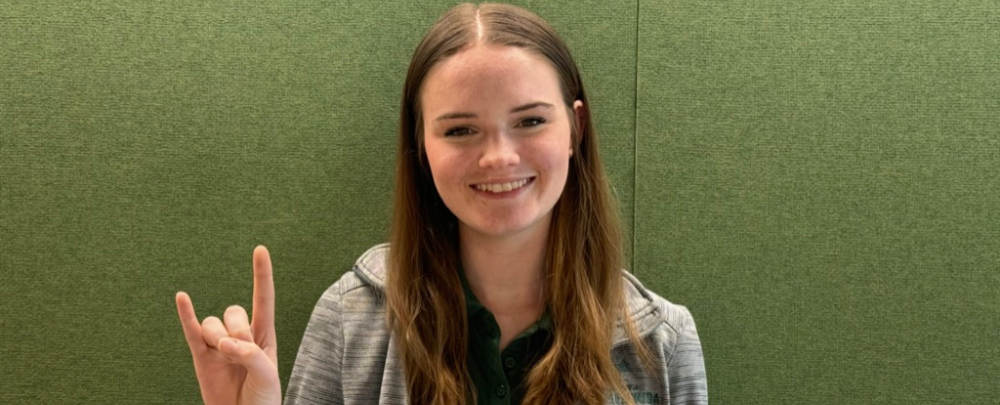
[218,337,279,386]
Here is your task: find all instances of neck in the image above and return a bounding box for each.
[458,217,549,319]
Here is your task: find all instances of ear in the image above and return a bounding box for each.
[571,100,586,156]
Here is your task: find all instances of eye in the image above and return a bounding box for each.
[444,127,473,137]
[518,117,546,128]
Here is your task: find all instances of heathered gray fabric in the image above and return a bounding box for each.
[284,244,708,405]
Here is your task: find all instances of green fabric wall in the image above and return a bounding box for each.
[1,1,996,403]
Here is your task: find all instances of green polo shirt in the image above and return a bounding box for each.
[460,271,553,405]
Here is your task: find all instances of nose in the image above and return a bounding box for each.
[478,131,520,169]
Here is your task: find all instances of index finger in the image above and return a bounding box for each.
[250,245,275,338]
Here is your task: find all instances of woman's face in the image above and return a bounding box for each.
[420,44,582,240]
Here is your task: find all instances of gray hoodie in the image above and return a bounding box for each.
[284,244,708,405]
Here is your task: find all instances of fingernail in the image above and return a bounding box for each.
[220,338,236,352]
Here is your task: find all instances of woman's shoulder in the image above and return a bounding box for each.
[618,271,699,343]
[351,243,391,288]
[311,243,390,314]
[616,271,708,404]
[326,243,389,290]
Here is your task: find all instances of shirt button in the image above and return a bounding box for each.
[504,357,516,369]
[495,383,508,398]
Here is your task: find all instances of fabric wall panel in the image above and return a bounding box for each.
[635,1,999,403]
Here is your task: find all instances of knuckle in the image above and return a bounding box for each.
[229,326,253,339]
[228,340,256,359]
[224,306,249,324]
[201,316,221,327]
[225,304,246,315]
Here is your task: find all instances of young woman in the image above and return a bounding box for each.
[176,3,707,405]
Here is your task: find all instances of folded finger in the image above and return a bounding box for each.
[175,292,206,353]
[224,305,253,342]
[201,316,230,348]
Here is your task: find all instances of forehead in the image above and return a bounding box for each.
[421,44,563,112]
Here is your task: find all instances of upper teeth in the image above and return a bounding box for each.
[475,178,529,193]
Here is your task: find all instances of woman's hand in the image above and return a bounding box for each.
[176,246,281,405]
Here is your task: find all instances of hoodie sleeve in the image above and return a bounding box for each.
[666,306,708,404]
[283,280,345,405]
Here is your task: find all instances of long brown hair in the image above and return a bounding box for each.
[387,3,650,404]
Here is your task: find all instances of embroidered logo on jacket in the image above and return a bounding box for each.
[608,385,662,404]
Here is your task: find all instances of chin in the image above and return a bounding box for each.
[465,213,547,238]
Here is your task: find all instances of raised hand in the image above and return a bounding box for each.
[176,246,281,405]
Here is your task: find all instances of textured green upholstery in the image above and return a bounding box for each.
[1,1,996,403]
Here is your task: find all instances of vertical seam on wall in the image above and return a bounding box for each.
[632,0,640,275]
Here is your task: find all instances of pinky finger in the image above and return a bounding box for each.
[175,292,207,353]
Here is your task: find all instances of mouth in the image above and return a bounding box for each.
[470,177,535,194]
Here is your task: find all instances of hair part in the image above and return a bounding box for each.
[387,3,652,405]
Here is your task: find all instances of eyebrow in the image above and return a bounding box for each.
[433,102,554,122]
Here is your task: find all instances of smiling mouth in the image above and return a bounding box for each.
[472,177,534,193]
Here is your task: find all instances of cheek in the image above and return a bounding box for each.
[423,141,463,189]
[536,135,573,174]
[549,154,571,186]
